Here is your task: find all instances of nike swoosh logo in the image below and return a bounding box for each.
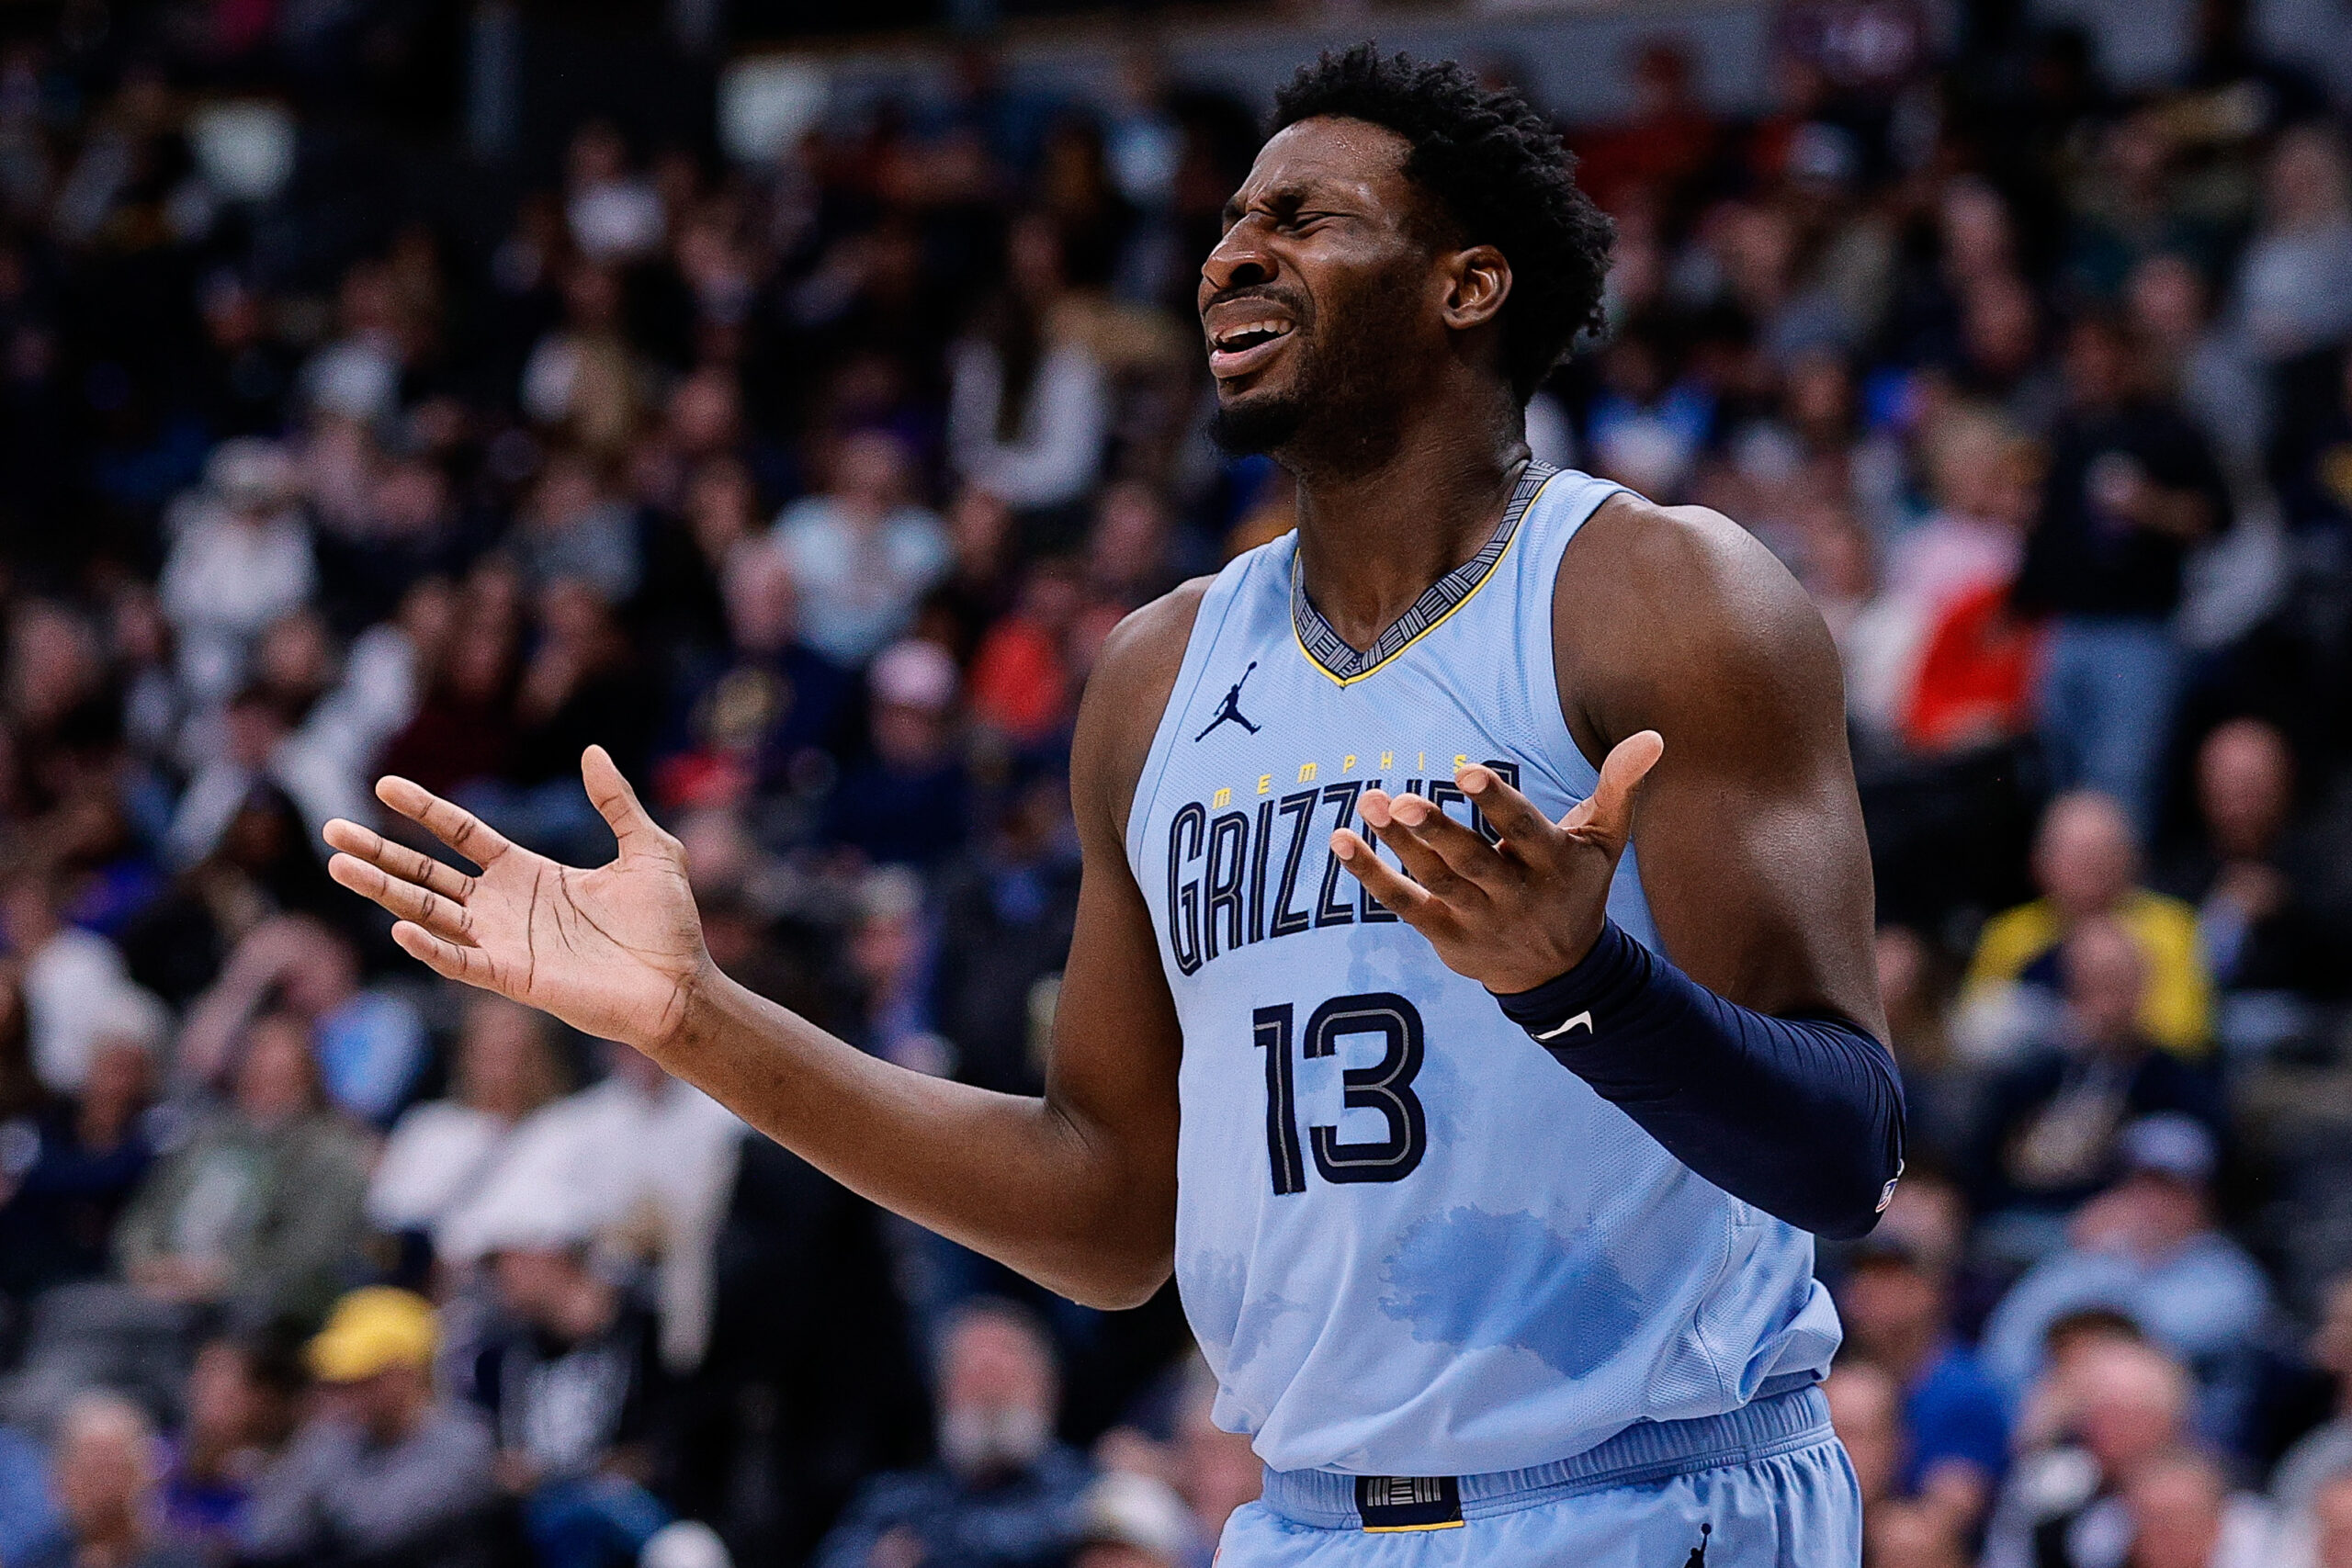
[1534,1010,1593,1042]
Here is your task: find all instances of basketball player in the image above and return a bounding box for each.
[323,49,1901,1562]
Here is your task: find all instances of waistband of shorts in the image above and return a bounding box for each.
[1256,1383,1834,1529]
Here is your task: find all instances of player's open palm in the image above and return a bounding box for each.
[321,746,709,1051]
[1334,730,1664,995]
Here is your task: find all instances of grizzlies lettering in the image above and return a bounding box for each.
[1163,757,1521,976]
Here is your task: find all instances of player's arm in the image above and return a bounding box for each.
[319,588,1202,1309]
[1566,496,1887,1035]
[1335,495,1901,1238]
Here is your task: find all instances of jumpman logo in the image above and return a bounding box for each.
[1682,1523,1712,1565]
[1195,661,1261,741]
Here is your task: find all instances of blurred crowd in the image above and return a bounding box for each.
[0,0,2348,1562]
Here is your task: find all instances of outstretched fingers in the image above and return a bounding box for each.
[1456,764,1555,859]
[581,745,668,860]
[1360,789,1506,897]
[374,776,514,866]
[1562,730,1666,846]
[322,818,475,902]
[326,850,477,944]
[389,920,500,987]
[1330,829,1434,922]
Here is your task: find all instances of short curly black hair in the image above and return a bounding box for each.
[1271,45,1614,402]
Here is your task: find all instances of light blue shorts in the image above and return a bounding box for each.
[1216,1387,1860,1567]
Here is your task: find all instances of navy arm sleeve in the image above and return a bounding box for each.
[1496,920,1905,1240]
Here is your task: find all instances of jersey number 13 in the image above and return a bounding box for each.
[1254,992,1428,1194]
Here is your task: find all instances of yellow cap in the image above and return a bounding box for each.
[307,1288,437,1383]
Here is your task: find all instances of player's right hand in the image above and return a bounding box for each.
[321,746,711,1053]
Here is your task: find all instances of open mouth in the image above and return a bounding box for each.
[1207,318,1295,377]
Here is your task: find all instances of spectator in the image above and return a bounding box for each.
[842,864,947,1076]
[1084,483,1188,612]
[473,577,658,864]
[366,994,567,1265]
[657,540,850,810]
[814,1299,1091,1568]
[21,1392,202,1568]
[772,432,952,667]
[931,761,1080,1097]
[158,439,316,709]
[2231,127,2352,364]
[639,451,756,674]
[1838,1230,2009,1534]
[2119,1448,2267,1568]
[469,1232,673,1568]
[1961,791,2213,1062]
[175,914,428,1125]
[114,1010,369,1328]
[947,215,1112,519]
[2156,718,2351,1053]
[2268,1273,2352,1554]
[241,1287,499,1567]
[514,453,641,607]
[967,558,1085,746]
[299,265,412,426]
[1967,919,2223,1227]
[1877,407,2042,756]
[1,859,168,1097]
[2010,312,2231,840]
[2124,254,2268,490]
[521,265,646,457]
[375,567,524,801]
[1981,1116,2271,1442]
[1984,1337,2196,1568]
[119,779,346,1008]
[564,122,667,267]
[0,1029,161,1301]
[162,1334,300,1553]
[439,1046,741,1374]
[825,639,972,869]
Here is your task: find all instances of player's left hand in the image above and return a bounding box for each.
[1333,730,1664,994]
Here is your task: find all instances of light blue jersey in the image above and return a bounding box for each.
[1125,463,1842,1481]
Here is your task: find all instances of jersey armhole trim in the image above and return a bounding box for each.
[1526,478,1629,787]
[1122,559,1261,875]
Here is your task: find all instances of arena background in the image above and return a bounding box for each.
[0,0,2347,1559]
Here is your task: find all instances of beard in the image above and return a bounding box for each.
[1208,385,1310,456]
[1203,272,1422,470]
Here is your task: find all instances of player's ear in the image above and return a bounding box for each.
[1440,244,1511,330]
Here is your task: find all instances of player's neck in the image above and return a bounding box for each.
[1289,403,1530,654]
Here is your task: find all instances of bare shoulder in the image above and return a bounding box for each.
[1072,577,1216,851]
[1555,491,1842,750]
[1573,492,1825,638]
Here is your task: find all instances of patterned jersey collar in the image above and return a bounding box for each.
[1290,459,1557,687]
